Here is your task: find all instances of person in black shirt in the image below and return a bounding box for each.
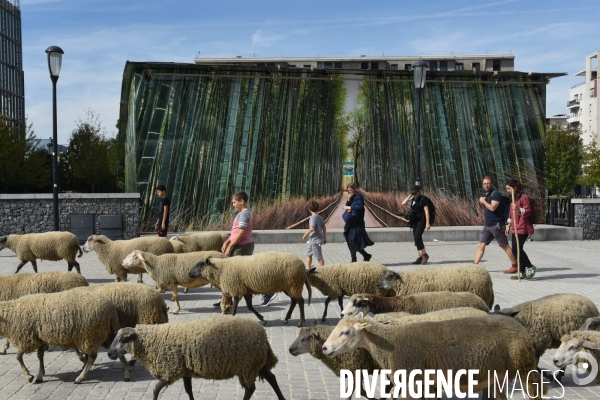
[401,185,432,265]
[154,185,170,237]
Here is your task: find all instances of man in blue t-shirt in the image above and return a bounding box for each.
[474,176,517,271]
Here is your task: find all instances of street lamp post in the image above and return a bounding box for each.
[412,60,428,187]
[45,46,64,231]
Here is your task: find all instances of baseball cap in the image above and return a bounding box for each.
[409,185,420,194]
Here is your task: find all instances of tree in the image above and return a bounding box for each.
[0,120,51,193]
[545,125,583,196]
[579,137,600,190]
[61,110,119,193]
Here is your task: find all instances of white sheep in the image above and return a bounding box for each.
[121,250,225,314]
[322,313,546,399]
[306,262,394,322]
[0,271,89,355]
[0,290,120,383]
[170,239,190,254]
[107,317,286,400]
[371,307,488,324]
[341,291,489,318]
[0,232,83,274]
[82,234,174,283]
[377,263,494,308]
[493,293,599,382]
[188,251,312,326]
[170,232,229,252]
[553,330,600,384]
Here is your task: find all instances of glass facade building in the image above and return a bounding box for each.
[0,0,24,127]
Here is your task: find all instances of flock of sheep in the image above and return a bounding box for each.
[0,231,599,399]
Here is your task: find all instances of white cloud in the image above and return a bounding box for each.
[251,30,284,46]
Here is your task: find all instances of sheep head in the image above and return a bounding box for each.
[377,270,400,291]
[82,235,108,253]
[188,257,215,280]
[489,304,520,317]
[322,312,370,358]
[579,317,600,331]
[0,236,7,251]
[169,235,184,242]
[289,320,321,356]
[341,294,371,318]
[122,251,146,269]
[107,327,138,360]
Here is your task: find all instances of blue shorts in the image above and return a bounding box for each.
[306,243,323,259]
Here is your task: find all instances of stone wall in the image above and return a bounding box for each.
[572,199,600,240]
[0,194,140,240]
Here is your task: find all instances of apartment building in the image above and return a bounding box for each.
[0,0,24,127]
[567,51,599,147]
[194,53,515,73]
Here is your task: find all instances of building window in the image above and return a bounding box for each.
[591,88,596,98]
[361,62,369,70]
[334,62,342,69]
[455,63,464,70]
[303,65,311,68]
[439,61,448,71]
[324,62,332,69]
[390,64,398,70]
[429,61,437,71]
[493,59,501,72]
[404,64,412,71]
[371,62,379,70]
[472,62,481,71]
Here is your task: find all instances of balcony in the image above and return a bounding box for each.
[567,116,580,125]
[567,99,580,108]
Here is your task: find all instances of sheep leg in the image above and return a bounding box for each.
[118,355,131,382]
[35,345,45,383]
[0,338,10,354]
[170,284,178,301]
[243,294,266,325]
[321,296,332,322]
[338,296,344,310]
[30,260,38,273]
[284,298,298,326]
[74,348,87,363]
[260,366,286,400]
[183,376,194,400]
[74,352,97,383]
[171,285,180,314]
[152,379,169,400]
[183,287,189,293]
[16,351,34,383]
[241,384,256,400]
[14,259,30,274]
[70,261,81,274]
[231,296,241,316]
[137,273,144,283]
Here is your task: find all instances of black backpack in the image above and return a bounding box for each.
[492,190,511,223]
[426,197,436,225]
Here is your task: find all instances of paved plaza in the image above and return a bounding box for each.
[0,238,599,399]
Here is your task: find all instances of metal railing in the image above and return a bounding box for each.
[546,198,574,227]
[567,99,580,107]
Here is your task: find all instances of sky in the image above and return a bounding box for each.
[19,0,600,144]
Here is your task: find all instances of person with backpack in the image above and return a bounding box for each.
[504,178,537,280]
[401,185,434,265]
[474,176,517,269]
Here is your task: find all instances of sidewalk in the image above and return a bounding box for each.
[0,239,598,399]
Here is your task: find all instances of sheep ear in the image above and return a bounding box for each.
[354,322,370,330]
[393,271,402,281]
[307,266,317,275]
[493,304,500,312]
[137,252,146,262]
[205,256,212,265]
[120,332,138,343]
[583,341,600,350]
[0,236,6,244]
[357,312,364,319]
[366,312,375,318]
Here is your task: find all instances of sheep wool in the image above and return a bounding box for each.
[554,331,600,384]
[170,232,229,252]
[0,271,89,302]
[307,262,393,321]
[372,307,488,324]
[82,235,174,282]
[378,263,494,308]
[0,232,83,274]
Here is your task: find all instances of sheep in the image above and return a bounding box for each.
[322,313,546,399]
[0,290,120,384]
[121,250,225,314]
[306,262,394,322]
[170,239,190,254]
[371,307,488,324]
[341,291,489,318]
[82,234,174,283]
[492,293,599,382]
[0,271,89,355]
[188,251,312,327]
[579,317,600,331]
[289,320,380,399]
[553,330,600,384]
[377,263,494,308]
[170,232,229,252]
[107,316,286,400]
[0,232,83,274]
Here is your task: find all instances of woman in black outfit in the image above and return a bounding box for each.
[342,182,374,262]
[401,185,432,265]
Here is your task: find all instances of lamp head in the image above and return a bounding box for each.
[45,46,64,79]
[412,59,428,89]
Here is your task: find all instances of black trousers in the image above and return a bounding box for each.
[512,233,532,273]
[412,218,426,251]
